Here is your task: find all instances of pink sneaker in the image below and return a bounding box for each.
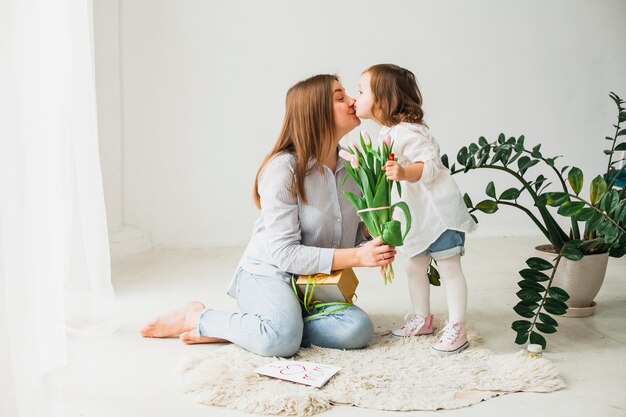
[431,322,469,356]
[391,313,434,337]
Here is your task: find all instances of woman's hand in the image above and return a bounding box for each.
[358,237,396,267]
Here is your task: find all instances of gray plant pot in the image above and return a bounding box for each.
[534,245,610,318]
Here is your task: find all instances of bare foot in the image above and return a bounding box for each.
[140,301,206,338]
[179,329,228,345]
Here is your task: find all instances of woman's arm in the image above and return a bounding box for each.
[332,237,396,270]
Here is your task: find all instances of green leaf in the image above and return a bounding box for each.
[516,289,543,303]
[372,177,390,224]
[343,191,365,211]
[519,159,539,175]
[529,331,547,349]
[526,257,554,271]
[561,247,583,261]
[519,268,550,282]
[475,200,498,214]
[514,304,537,318]
[463,193,473,209]
[457,147,469,165]
[533,175,547,192]
[441,154,449,169]
[557,201,585,217]
[515,330,530,345]
[479,136,489,147]
[486,182,496,199]
[498,133,505,144]
[427,262,441,286]
[381,220,404,247]
[617,129,626,137]
[619,111,626,122]
[531,144,542,158]
[548,287,571,302]
[499,188,521,200]
[544,298,568,315]
[535,323,557,334]
[538,313,558,326]
[604,189,620,214]
[391,201,412,241]
[579,238,607,253]
[575,207,595,221]
[517,156,530,172]
[518,280,546,292]
[568,167,583,195]
[590,175,608,205]
[540,192,569,207]
[359,169,374,207]
[512,320,533,332]
[615,142,626,151]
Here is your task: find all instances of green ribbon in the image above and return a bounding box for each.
[291,275,356,322]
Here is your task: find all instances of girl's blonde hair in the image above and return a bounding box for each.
[365,64,425,127]
[253,74,338,208]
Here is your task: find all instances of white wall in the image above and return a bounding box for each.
[95,0,626,249]
[93,0,122,235]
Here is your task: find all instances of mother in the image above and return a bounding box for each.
[140,74,396,357]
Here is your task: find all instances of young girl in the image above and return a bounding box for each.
[355,64,477,356]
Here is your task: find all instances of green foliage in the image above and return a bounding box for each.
[341,132,412,284]
[449,92,626,349]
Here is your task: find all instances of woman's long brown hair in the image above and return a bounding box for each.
[366,64,425,127]
[253,74,338,208]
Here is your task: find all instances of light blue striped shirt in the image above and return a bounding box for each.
[228,151,365,297]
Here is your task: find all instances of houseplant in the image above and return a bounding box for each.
[441,92,626,349]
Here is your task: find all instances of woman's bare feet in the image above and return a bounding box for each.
[179,329,228,345]
[140,301,206,338]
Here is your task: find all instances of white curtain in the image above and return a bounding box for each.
[0,0,116,416]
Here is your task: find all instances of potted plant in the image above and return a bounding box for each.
[440,92,626,349]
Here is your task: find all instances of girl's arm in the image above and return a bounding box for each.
[383,160,423,182]
[384,129,441,183]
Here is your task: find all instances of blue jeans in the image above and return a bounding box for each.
[197,268,374,357]
[415,229,466,260]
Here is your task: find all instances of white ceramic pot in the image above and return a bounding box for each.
[534,245,609,318]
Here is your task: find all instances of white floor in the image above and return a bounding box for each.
[56,236,626,417]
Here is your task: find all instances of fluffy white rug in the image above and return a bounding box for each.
[180,327,565,416]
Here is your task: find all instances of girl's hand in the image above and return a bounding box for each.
[358,237,396,267]
[383,160,404,181]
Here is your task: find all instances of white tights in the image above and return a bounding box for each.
[404,254,467,324]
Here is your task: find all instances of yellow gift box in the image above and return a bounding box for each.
[295,268,359,304]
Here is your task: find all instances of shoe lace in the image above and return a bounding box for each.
[401,314,426,336]
[437,322,460,344]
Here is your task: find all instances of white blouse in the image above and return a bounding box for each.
[380,122,477,257]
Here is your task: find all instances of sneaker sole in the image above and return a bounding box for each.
[431,341,469,357]
[390,330,434,338]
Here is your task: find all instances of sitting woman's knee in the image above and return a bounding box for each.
[344,312,374,349]
[327,308,374,350]
[253,321,303,357]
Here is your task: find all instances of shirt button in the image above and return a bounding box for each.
[336,218,341,223]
